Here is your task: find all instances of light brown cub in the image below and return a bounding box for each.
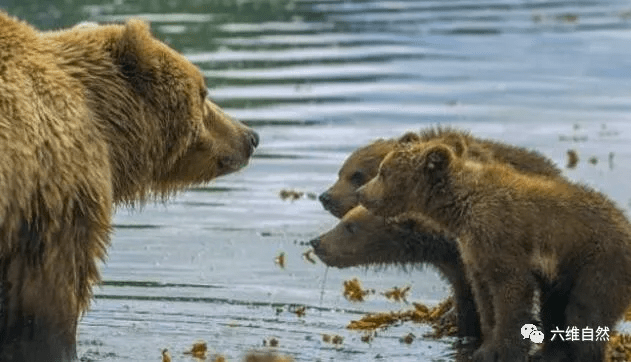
[358,140,631,362]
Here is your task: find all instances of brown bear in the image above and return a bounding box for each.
[318,127,561,218]
[0,12,258,362]
[315,127,562,340]
[309,205,480,337]
[357,140,631,362]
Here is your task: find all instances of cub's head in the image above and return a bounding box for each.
[310,205,457,268]
[56,20,259,203]
[319,132,421,218]
[309,205,413,268]
[357,140,464,218]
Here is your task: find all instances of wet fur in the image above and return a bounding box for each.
[319,127,560,218]
[317,127,561,340]
[310,205,479,337]
[0,12,257,361]
[358,140,631,362]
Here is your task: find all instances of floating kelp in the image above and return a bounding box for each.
[342,278,374,302]
[347,297,457,338]
[382,286,411,303]
[183,341,207,359]
[606,333,631,361]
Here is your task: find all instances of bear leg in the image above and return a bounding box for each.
[562,292,616,361]
[389,212,482,338]
[433,257,480,339]
[0,221,79,362]
[453,277,481,339]
[471,272,536,362]
[562,257,631,362]
[468,270,495,339]
[532,271,573,362]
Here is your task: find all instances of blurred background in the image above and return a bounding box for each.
[3,0,631,360]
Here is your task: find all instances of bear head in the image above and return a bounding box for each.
[310,205,398,267]
[310,205,458,269]
[318,132,424,218]
[47,19,259,204]
[357,139,465,219]
[319,139,395,218]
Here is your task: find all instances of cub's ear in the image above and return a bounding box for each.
[441,134,467,157]
[423,145,453,173]
[112,19,154,94]
[398,131,420,144]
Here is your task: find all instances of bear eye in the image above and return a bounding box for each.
[349,171,364,185]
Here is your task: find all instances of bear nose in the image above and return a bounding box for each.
[319,192,331,207]
[249,130,260,149]
[310,238,321,250]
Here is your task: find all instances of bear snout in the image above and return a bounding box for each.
[249,130,260,149]
[309,238,321,250]
[318,191,346,218]
[319,191,332,209]
[242,129,259,159]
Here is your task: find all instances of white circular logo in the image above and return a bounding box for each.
[530,330,544,344]
[521,324,544,344]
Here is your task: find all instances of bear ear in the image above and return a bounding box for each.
[112,19,154,94]
[423,145,453,173]
[398,131,420,144]
[441,134,467,157]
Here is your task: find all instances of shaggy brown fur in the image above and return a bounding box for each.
[358,140,631,362]
[310,205,479,337]
[316,127,561,340]
[311,205,456,268]
[318,127,560,218]
[0,12,258,361]
[319,138,397,218]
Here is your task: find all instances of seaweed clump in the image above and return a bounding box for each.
[347,297,456,338]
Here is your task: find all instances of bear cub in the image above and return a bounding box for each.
[358,139,631,362]
[309,205,479,337]
[315,127,561,340]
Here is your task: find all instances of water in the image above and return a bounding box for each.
[4,0,631,360]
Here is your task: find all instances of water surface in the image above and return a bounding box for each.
[4,0,631,360]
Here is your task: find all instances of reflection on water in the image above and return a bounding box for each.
[5,0,631,360]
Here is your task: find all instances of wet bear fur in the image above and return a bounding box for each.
[358,139,631,362]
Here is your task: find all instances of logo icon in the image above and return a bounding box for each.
[530,330,545,343]
[521,324,544,344]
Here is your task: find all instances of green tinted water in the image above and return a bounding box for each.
[3,0,631,360]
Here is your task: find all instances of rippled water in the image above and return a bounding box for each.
[5,0,631,360]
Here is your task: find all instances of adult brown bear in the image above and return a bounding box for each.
[358,140,631,362]
[0,12,258,361]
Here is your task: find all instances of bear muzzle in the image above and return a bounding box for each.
[318,191,333,210]
[216,129,259,176]
[248,130,260,151]
[309,237,321,250]
[318,190,349,219]
[309,237,354,268]
[309,237,331,265]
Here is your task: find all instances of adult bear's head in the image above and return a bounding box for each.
[46,19,259,205]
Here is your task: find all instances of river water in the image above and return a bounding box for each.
[4,0,631,360]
